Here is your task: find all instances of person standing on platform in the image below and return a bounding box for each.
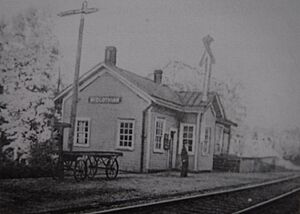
[181,142,189,177]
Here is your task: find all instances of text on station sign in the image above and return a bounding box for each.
[88,96,122,104]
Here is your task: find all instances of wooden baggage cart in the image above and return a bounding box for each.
[51,151,123,182]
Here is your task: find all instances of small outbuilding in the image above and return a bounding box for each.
[213,130,279,172]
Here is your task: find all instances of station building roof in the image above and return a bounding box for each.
[54,62,236,127]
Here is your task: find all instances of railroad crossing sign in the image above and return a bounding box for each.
[201,34,215,65]
[199,34,215,102]
[57,1,98,17]
[58,1,98,151]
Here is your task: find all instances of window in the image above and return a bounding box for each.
[202,127,211,155]
[180,124,195,154]
[74,118,90,147]
[154,118,165,152]
[117,119,135,150]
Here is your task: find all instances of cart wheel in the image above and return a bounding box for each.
[105,159,119,180]
[51,157,59,180]
[74,159,87,182]
[87,156,98,179]
[64,160,73,170]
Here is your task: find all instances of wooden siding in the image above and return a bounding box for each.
[62,70,148,172]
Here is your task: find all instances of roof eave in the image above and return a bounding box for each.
[54,62,106,102]
[216,118,238,127]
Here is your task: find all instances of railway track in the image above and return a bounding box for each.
[86,175,300,214]
[233,187,300,214]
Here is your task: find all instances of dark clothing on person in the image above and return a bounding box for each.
[181,144,189,177]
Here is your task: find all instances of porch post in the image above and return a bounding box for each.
[145,106,152,172]
[194,112,201,171]
[226,128,231,154]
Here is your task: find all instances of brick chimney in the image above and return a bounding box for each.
[105,46,117,65]
[154,69,163,84]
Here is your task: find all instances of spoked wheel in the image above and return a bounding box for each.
[64,160,73,170]
[73,159,87,182]
[105,158,119,180]
[86,156,98,179]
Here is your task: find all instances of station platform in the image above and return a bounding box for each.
[0,171,299,213]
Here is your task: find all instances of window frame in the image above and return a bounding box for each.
[179,123,196,155]
[153,117,166,153]
[74,117,91,147]
[202,127,212,155]
[116,119,135,151]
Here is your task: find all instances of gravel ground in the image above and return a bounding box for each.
[0,171,298,213]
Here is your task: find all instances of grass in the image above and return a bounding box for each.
[0,171,298,213]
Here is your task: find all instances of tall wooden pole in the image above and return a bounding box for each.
[58,1,98,151]
[68,12,84,152]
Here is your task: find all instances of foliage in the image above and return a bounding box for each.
[0,8,60,159]
[0,160,52,179]
[210,78,247,125]
[277,127,300,162]
[243,126,300,166]
[0,141,53,179]
[28,141,53,169]
[158,60,247,124]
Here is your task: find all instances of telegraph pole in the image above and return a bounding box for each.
[58,1,98,151]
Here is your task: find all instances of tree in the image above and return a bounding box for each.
[210,78,247,125]
[155,60,247,124]
[0,8,60,160]
[278,127,300,161]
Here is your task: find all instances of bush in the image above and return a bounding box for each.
[291,155,300,166]
[0,141,54,179]
[0,161,51,179]
[28,141,53,170]
[0,160,53,179]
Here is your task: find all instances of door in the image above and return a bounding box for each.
[169,128,177,169]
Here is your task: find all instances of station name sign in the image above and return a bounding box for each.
[88,96,122,104]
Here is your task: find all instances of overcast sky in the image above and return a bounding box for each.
[1,0,300,131]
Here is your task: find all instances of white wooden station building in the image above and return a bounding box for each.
[54,46,236,172]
